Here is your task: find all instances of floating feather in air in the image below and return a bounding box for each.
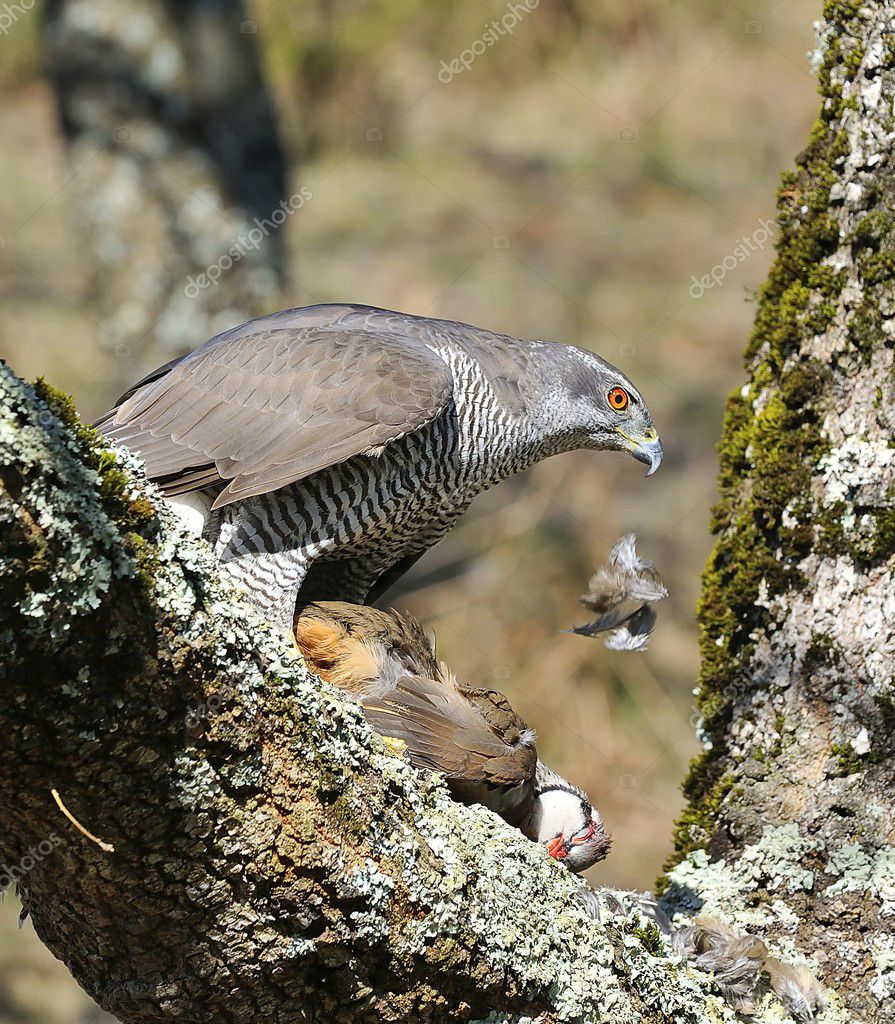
[569,534,667,651]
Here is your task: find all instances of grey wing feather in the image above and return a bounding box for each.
[94,305,455,508]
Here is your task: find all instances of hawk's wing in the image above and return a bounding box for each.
[94,305,454,509]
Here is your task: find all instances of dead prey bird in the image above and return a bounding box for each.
[569,533,667,651]
[294,600,612,872]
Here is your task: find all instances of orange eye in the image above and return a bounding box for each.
[608,387,630,411]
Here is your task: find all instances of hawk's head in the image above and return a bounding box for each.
[557,346,663,476]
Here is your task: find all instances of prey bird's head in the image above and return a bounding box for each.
[528,767,612,873]
[552,345,663,476]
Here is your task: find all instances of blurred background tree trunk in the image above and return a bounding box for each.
[661,4,895,1021]
[42,0,288,390]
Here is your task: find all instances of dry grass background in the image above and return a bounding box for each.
[0,0,820,1018]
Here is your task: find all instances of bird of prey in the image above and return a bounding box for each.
[96,303,662,628]
[294,600,612,872]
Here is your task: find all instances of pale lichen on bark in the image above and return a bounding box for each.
[2,362,829,1024]
[663,4,895,1020]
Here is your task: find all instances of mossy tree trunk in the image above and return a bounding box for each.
[662,4,895,1022]
[42,0,288,389]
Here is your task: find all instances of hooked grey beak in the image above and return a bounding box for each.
[617,428,663,476]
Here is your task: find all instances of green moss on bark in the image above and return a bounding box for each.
[823,1,864,25]
[30,378,161,599]
[660,5,869,885]
[32,378,158,530]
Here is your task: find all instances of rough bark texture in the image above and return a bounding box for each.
[42,0,288,388]
[5,363,834,1024]
[662,4,895,1023]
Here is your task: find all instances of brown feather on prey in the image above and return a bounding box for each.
[294,601,611,872]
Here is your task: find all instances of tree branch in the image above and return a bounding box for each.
[0,363,753,1024]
